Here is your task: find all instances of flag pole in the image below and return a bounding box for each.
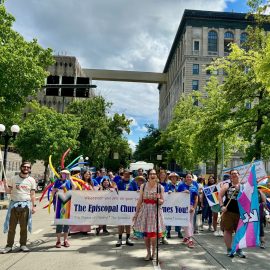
[218,157,256,223]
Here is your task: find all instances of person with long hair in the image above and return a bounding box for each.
[201,175,218,233]
[177,173,198,248]
[133,169,166,261]
[69,170,97,235]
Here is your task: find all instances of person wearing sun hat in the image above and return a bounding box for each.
[134,175,146,190]
[52,169,76,248]
[167,172,183,239]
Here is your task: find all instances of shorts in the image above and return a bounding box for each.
[56,224,69,234]
[221,211,239,232]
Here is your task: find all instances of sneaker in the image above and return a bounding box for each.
[96,228,100,236]
[260,242,265,249]
[55,241,61,248]
[182,237,189,245]
[218,230,224,237]
[187,240,195,248]
[167,232,171,238]
[213,231,219,237]
[227,248,234,257]
[63,240,70,247]
[1,246,12,254]
[178,231,184,238]
[126,238,134,246]
[115,239,122,247]
[161,238,169,245]
[20,245,30,252]
[199,225,204,231]
[236,249,246,258]
[193,230,199,234]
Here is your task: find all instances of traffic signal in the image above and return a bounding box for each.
[61,76,75,97]
[45,75,60,96]
[76,77,90,97]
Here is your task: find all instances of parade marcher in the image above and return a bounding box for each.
[258,189,267,249]
[158,170,170,244]
[134,175,146,191]
[116,169,137,247]
[96,176,113,235]
[133,169,166,261]
[52,169,76,248]
[201,175,218,233]
[167,172,183,239]
[177,173,198,248]
[218,169,246,258]
[2,161,36,253]
[69,170,95,235]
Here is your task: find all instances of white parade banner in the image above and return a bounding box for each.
[222,160,267,184]
[54,190,190,226]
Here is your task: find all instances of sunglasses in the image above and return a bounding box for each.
[22,166,31,169]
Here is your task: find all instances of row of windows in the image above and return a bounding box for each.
[192,64,220,75]
[208,30,248,52]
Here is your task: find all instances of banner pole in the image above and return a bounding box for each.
[156,182,159,266]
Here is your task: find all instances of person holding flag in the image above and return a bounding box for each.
[218,169,246,258]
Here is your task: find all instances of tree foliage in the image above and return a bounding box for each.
[0,4,54,126]
[66,96,132,170]
[133,124,168,167]
[14,102,81,165]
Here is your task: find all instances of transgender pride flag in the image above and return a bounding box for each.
[231,164,260,254]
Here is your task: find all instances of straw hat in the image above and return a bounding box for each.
[168,172,179,180]
[60,169,71,175]
[134,176,146,183]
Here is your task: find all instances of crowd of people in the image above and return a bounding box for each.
[1,162,268,261]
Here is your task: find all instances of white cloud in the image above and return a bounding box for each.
[5,0,234,138]
[128,139,137,153]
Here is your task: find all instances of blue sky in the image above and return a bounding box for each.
[4,0,251,151]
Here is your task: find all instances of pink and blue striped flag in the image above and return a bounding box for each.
[230,164,260,254]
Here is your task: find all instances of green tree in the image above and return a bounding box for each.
[133,124,170,168]
[15,102,81,178]
[0,4,54,126]
[66,96,132,170]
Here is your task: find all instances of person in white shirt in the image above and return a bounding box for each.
[1,161,36,254]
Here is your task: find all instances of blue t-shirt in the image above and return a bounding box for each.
[167,182,179,192]
[113,175,122,185]
[160,182,170,192]
[53,179,72,190]
[94,176,103,184]
[177,182,198,206]
[117,179,137,191]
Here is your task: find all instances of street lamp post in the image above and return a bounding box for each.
[0,124,20,179]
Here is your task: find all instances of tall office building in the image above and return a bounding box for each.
[158,9,270,129]
[24,55,94,115]
[158,9,270,171]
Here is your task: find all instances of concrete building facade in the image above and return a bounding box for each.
[158,9,270,171]
[158,9,270,130]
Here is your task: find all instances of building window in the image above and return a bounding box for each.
[192,64,199,75]
[192,80,199,91]
[224,31,234,53]
[182,83,185,93]
[240,32,248,45]
[208,31,218,52]
[193,41,200,51]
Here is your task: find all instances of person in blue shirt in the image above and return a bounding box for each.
[166,172,183,239]
[115,169,138,247]
[52,169,76,248]
[177,173,198,248]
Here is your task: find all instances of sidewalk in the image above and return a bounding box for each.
[0,199,8,210]
[158,225,270,270]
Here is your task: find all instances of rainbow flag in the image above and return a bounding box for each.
[230,165,260,254]
[55,192,72,219]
